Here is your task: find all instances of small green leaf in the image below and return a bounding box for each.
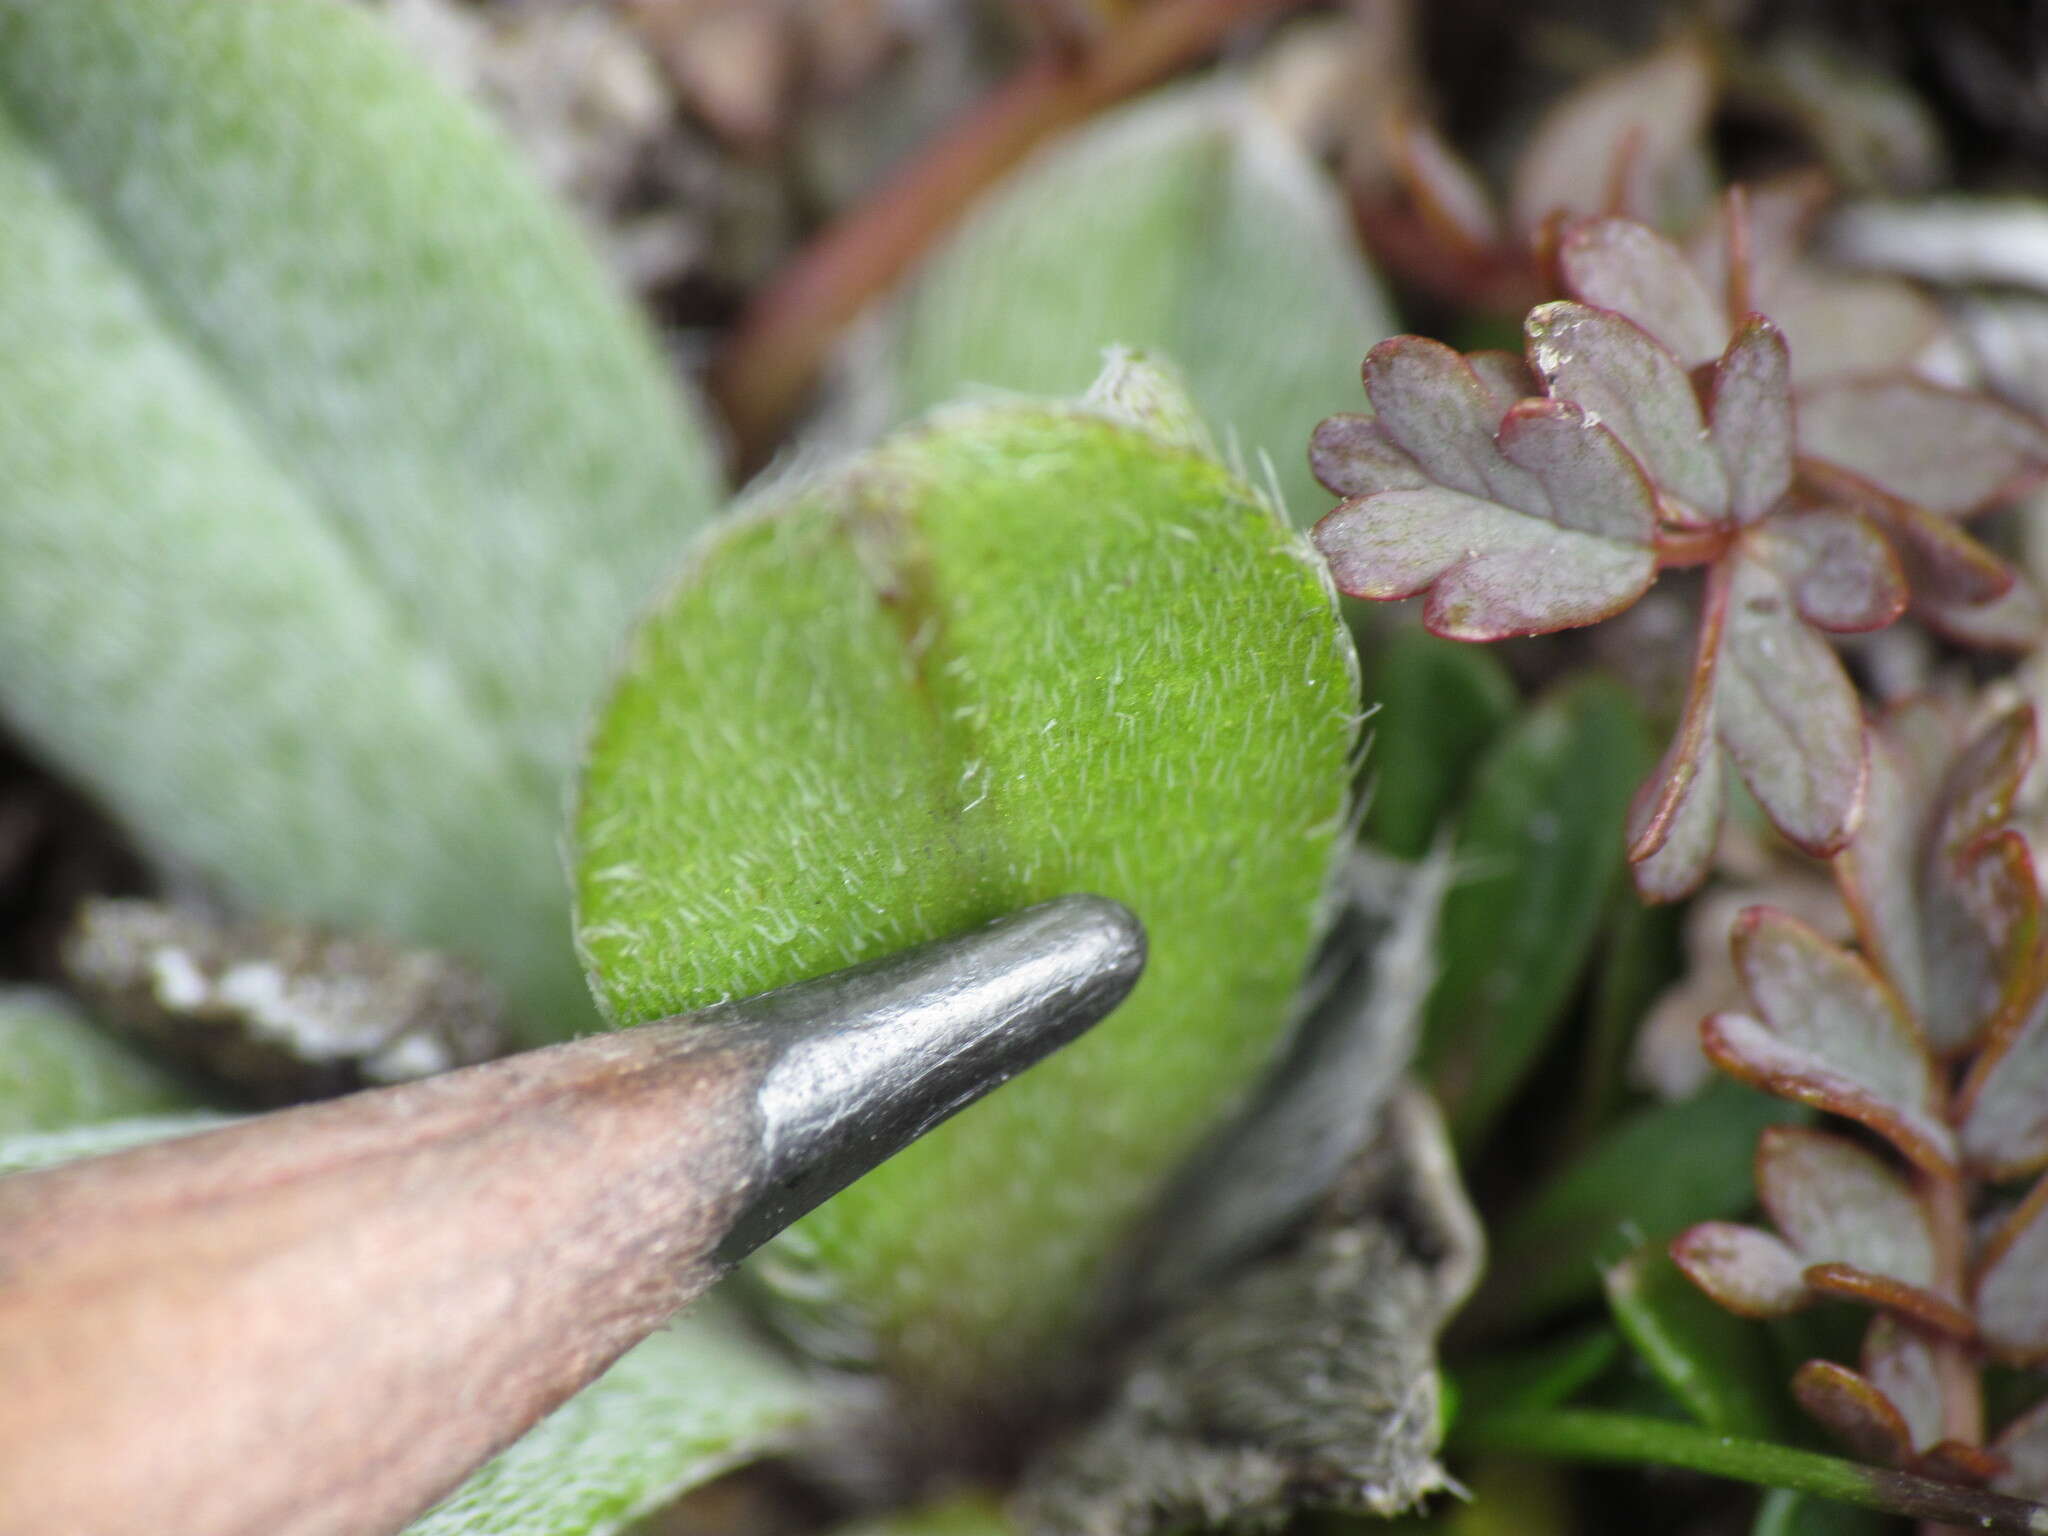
[1753,1487,1904,1536]
[1454,1408,2048,1532]
[1362,629,1517,859]
[832,1497,1012,1536]
[1420,677,1650,1149]
[0,0,723,1035]
[404,1302,823,1536]
[1453,1327,1624,1417]
[884,77,1394,524]
[574,373,1359,1398]
[1484,1082,1802,1328]
[0,988,193,1135]
[1604,1246,1791,1438]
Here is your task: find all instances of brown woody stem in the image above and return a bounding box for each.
[710,0,1306,471]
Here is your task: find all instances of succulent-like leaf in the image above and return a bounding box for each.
[1975,1176,2048,1361]
[574,375,1358,1397]
[1756,510,1907,633]
[1507,40,1714,240]
[1420,678,1648,1148]
[1309,415,1428,499]
[885,77,1396,523]
[1670,1221,1811,1318]
[1798,379,2048,517]
[1527,301,1730,522]
[1960,980,2048,1178]
[1315,337,1660,639]
[1917,576,2048,651]
[1792,1361,1917,1468]
[1604,1246,1791,1436]
[1708,907,1951,1172]
[1627,683,1726,903]
[1800,1265,1975,1341]
[1709,319,1797,524]
[0,0,723,1034]
[1992,1396,2048,1500]
[1754,1126,1935,1289]
[1363,338,1552,512]
[1313,483,1655,640]
[405,1303,822,1536]
[1714,550,1868,856]
[0,988,192,1136]
[1861,1316,1944,1457]
[1559,218,1726,366]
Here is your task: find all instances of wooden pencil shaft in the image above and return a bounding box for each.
[0,1023,766,1536]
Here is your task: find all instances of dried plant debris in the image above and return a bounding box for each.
[1016,1087,1480,1535]
[61,898,504,1104]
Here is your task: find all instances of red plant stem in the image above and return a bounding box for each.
[710,0,1307,471]
[1920,1166,1984,1448]
[1653,524,1734,569]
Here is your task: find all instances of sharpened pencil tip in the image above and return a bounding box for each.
[713,896,1146,1260]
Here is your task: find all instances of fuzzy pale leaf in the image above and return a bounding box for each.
[0,0,722,1035]
[0,988,192,1136]
[885,77,1394,524]
[1708,318,1796,524]
[1792,1361,1916,1468]
[1756,511,1906,633]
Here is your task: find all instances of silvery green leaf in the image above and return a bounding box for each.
[404,1301,823,1536]
[884,77,1395,523]
[0,988,191,1136]
[1527,301,1730,522]
[0,0,722,1035]
[575,367,1359,1399]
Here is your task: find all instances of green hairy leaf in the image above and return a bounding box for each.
[885,77,1396,524]
[0,988,191,1135]
[575,363,1360,1398]
[0,0,722,1035]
